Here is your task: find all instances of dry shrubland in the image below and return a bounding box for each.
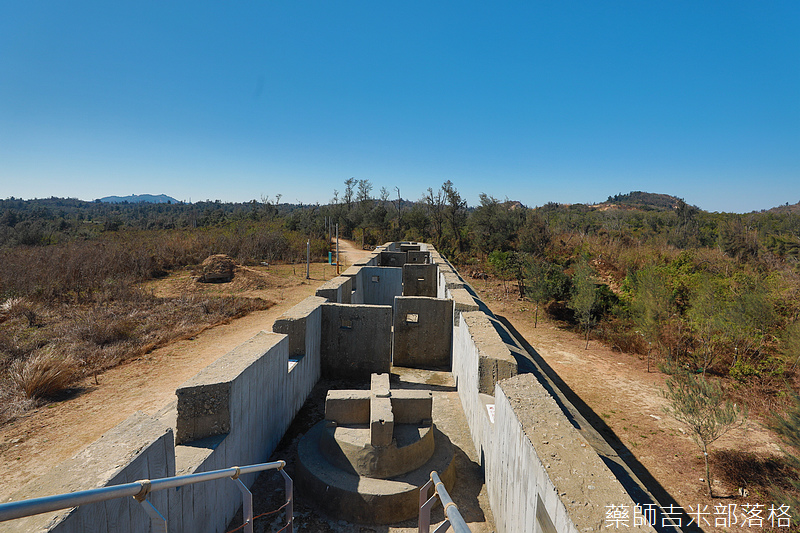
[0,223,318,424]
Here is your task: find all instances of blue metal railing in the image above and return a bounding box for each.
[0,460,292,533]
[418,470,471,533]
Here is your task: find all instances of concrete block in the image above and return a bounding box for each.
[325,390,370,424]
[402,263,438,297]
[371,373,391,397]
[341,265,362,293]
[321,303,392,379]
[379,251,407,267]
[316,276,353,304]
[370,395,394,446]
[390,390,433,423]
[273,296,326,357]
[176,331,285,443]
[399,243,421,252]
[392,297,453,368]
[461,312,518,395]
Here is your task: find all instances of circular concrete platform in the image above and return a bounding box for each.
[296,421,457,524]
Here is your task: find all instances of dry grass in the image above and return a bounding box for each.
[8,347,78,399]
[0,286,273,424]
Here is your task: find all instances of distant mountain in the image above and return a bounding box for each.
[765,201,800,215]
[599,191,686,211]
[98,194,179,204]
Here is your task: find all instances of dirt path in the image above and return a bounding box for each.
[332,237,374,266]
[0,241,376,503]
[0,256,353,503]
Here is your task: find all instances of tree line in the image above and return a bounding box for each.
[3,185,800,390]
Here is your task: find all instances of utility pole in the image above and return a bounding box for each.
[306,239,310,279]
[336,224,340,275]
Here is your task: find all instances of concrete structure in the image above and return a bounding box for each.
[8,242,661,533]
[406,250,430,264]
[296,373,454,523]
[392,296,453,368]
[402,263,438,297]
[379,250,407,267]
[315,275,353,304]
[320,303,392,379]
[351,265,402,305]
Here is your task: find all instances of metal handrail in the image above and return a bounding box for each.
[0,460,292,533]
[418,470,471,533]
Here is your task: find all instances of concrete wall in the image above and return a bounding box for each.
[320,303,392,379]
[273,296,325,415]
[379,251,407,267]
[315,275,353,304]
[448,270,657,533]
[6,413,174,533]
[11,241,657,533]
[392,296,453,368]
[12,319,322,533]
[490,376,654,533]
[172,331,297,531]
[353,266,403,306]
[402,263,438,297]
[406,250,430,264]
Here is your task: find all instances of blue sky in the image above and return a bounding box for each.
[1,2,798,213]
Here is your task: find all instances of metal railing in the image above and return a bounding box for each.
[0,460,292,533]
[418,470,471,533]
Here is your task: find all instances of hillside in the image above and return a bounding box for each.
[601,191,685,210]
[98,194,179,204]
[766,201,800,215]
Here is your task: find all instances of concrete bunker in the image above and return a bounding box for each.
[7,242,657,533]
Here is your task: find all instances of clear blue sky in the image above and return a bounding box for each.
[1,2,798,213]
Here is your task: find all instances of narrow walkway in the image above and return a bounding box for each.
[234,368,495,533]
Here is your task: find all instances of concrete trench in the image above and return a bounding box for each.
[5,242,662,533]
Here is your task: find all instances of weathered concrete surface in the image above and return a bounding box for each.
[341,265,362,292]
[370,373,394,446]
[319,423,435,478]
[399,243,421,253]
[296,423,455,524]
[392,297,454,368]
[321,303,392,379]
[406,250,430,264]
[315,275,353,304]
[176,331,285,444]
[273,295,327,357]
[491,375,656,533]
[402,263,438,297]
[353,266,403,306]
[5,412,174,533]
[462,311,518,395]
[379,251,407,267]
[173,331,296,533]
[449,287,481,326]
[274,296,324,416]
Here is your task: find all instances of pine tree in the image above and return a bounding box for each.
[663,374,746,497]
